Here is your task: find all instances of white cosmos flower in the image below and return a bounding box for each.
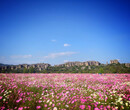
[53,107,57,110]
[65,105,69,108]
[3,99,6,101]
[126,103,128,106]
[49,101,52,105]
[115,107,118,109]
[47,100,50,103]
[120,101,123,104]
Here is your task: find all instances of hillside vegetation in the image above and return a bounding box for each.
[0,63,130,73]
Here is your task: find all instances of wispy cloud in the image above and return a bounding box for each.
[0,52,77,65]
[64,43,71,47]
[44,52,76,59]
[64,60,69,63]
[51,39,56,42]
[117,59,120,61]
[0,55,33,65]
[10,55,32,59]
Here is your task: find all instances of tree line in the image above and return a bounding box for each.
[0,63,130,73]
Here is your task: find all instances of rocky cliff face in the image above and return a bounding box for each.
[0,61,101,71]
[1,63,51,71]
[110,60,119,64]
[125,63,130,68]
[0,60,130,73]
[56,61,100,67]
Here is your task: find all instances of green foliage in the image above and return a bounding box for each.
[23,68,28,73]
[98,68,104,73]
[0,63,130,73]
[29,67,35,73]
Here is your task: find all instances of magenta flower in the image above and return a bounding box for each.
[79,105,85,109]
[44,104,47,107]
[0,96,2,99]
[18,107,23,110]
[94,107,100,110]
[107,105,110,108]
[1,107,5,110]
[52,104,55,107]
[71,100,74,104]
[80,99,86,103]
[16,98,22,103]
[53,107,57,110]
[88,105,91,110]
[36,106,41,109]
[38,100,42,103]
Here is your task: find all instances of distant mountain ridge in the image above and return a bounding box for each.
[55,61,100,67]
[0,63,9,66]
[0,60,130,73]
[0,61,100,71]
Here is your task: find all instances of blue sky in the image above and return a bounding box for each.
[0,0,130,65]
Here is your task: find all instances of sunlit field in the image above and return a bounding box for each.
[0,74,130,110]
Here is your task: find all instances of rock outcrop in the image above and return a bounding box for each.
[0,63,51,71]
[125,63,130,68]
[56,61,100,67]
[110,60,119,64]
[1,60,129,72]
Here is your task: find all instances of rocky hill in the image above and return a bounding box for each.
[55,61,100,67]
[0,60,130,73]
[0,63,51,72]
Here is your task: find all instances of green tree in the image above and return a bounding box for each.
[98,68,104,73]
[23,68,28,73]
[29,67,35,73]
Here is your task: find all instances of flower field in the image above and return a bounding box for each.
[0,74,130,110]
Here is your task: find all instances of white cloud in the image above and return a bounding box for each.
[44,52,76,59]
[51,39,56,42]
[64,43,71,47]
[117,59,120,61]
[0,52,77,64]
[64,60,69,63]
[10,55,32,59]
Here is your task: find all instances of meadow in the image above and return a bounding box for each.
[0,73,130,110]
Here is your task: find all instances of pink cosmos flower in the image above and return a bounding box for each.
[80,99,86,103]
[105,97,108,100]
[107,106,110,108]
[53,107,57,110]
[18,107,23,110]
[52,104,55,107]
[44,104,47,107]
[79,105,85,109]
[71,100,74,104]
[1,107,5,110]
[0,96,2,100]
[36,106,41,109]
[94,107,100,110]
[88,105,91,110]
[38,100,42,103]
[16,98,22,103]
